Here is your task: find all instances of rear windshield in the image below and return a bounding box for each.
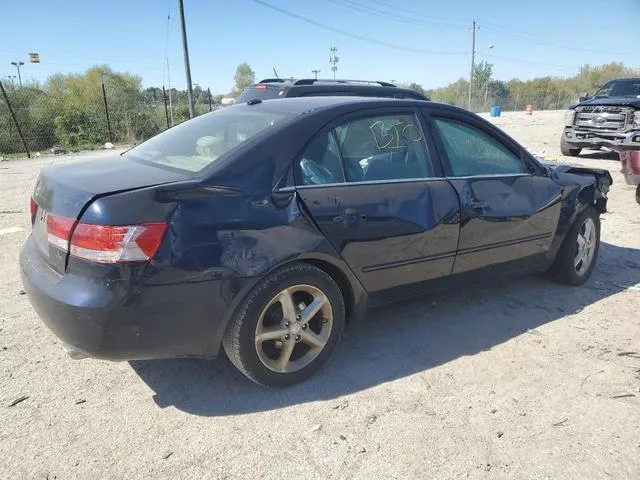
[236,85,286,103]
[124,107,289,173]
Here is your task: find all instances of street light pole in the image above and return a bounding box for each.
[178,0,195,118]
[10,62,24,87]
[311,69,320,80]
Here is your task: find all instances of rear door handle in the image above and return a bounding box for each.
[468,200,488,210]
[335,208,367,227]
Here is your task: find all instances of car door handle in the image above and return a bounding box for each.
[334,208,367,227]
[468,200,489,210]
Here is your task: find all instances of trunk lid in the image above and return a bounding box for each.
[31,156,188,274]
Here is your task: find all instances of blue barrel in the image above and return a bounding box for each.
[490,106,502,117]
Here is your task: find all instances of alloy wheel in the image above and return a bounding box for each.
[254,285,333,373]
[574,217,596,275]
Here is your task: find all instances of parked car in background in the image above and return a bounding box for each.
[619,150,640,204]
[235,78,429,103]
[561,78,640,156]
[21,96,611,387]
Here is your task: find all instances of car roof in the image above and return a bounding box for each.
[255,78,397,87]
[230,95,430,115]
[243,78,429,100]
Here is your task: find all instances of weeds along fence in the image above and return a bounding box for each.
[0,80,215,158]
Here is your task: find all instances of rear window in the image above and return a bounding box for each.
[236,85,286,103]
[124,107,289,173]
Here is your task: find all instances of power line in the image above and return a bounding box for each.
[481,23,635,56]
[365,0,461,22]
[250,0,466,55]
[325,0,465,29]
[483,53,577,72]
[363,0,635,56]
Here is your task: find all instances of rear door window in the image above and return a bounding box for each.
[296,132,344,185]
[335,114,433,182]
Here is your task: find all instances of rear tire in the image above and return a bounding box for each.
[561,135,581,157]
[550,207,600,285]
[223,263,345,387]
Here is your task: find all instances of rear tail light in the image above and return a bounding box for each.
[47,214,75,250]
[45,213,167,264]
[30,197,37,217]
[255,84,267,90]
[30,197,38,224]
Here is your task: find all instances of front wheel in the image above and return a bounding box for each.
[550,207,600,285]
[560,135,581,157]
[223,263,345,387]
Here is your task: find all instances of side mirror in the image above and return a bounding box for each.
[579,92,590,102]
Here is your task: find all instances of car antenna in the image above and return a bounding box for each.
[272,68,280,80]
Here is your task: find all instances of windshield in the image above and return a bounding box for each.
[236,85,286,103]
[124,107,290,173]
[594,80,640,98]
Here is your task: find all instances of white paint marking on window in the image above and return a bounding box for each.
[0,226,25,235]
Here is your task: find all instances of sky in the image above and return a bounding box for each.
[2,0,639,94]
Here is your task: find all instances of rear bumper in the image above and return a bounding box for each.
[20,235,254,361]
[563,127,640,151]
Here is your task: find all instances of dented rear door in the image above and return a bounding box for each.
[297,179,460,295]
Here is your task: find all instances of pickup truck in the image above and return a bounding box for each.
[561,78,640,156]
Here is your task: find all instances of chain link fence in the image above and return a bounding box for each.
[0,80,216,158]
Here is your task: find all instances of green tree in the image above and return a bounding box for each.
[233,63,255,95]
[472,61,493,111]
[406,83,427,96]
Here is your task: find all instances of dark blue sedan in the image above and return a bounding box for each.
[20,97,611,386]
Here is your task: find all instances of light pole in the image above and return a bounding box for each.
[10,62,24,87]
[7,75,16,87]
[311,69,320,80]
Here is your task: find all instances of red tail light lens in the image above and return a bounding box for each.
[30,197,38,217]
[44,213,167,264]
[46,214,75,250]
[255,84,267,90]
[70,222,168,263]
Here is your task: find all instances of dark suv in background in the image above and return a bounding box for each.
[235,78,430,103]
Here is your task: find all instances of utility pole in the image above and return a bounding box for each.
[468,21,476,111]
[311,69,320,80]
[178,0,195,118]
[10,62,24,87]
[329,47,339,80]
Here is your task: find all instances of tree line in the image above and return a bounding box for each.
[1,61,637,156]
[418,62,640,112]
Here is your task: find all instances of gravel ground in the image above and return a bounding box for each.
[1,111,639,480]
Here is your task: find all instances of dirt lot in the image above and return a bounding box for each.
[1,110,639,480]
